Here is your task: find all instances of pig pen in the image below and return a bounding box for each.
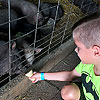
[0,0,100,100]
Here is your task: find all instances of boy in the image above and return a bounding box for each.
[29,18,100,100]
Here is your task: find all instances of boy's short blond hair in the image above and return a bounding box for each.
[73,18,100,48]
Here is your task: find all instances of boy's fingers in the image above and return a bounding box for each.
[30,72,37,79]
[29,77,36,82]
[28,71,39,83]
[32,79,37,83]
[33,71,37,74]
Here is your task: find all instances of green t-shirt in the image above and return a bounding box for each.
[75,62,100,100]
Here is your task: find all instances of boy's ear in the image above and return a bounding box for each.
[92,45,100,56]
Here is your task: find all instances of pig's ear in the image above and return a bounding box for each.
[11,41,16,50]
[35,48,42,54]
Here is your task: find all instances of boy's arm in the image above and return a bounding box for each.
[44,69,81,81]
[28,69,81,83]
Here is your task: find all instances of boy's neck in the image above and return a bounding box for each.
[94,66,100,76]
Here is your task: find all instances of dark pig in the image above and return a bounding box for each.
[0,40,23,76]
[16,38,42,66]
[0,8,18,34]
[40,2,64,21]
[38,2,64,36]
[38,18,54,36]
[1,0,44,26]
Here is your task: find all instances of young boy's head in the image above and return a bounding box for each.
[73,18,100,64]
[73,18,100,48]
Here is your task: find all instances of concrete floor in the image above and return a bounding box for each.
[15,51,83,100]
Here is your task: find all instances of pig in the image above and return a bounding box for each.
[0,7,36,37]
[16,38,42,66]
[38,2,64,36]
[40,2,64,21]
[1,0,44,26]
[38,18,54,36]
[0,7,18,34]
[0,40,24,76]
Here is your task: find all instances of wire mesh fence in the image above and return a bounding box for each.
[0,0,99,91]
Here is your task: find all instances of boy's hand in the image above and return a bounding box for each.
[29,72,41,83]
